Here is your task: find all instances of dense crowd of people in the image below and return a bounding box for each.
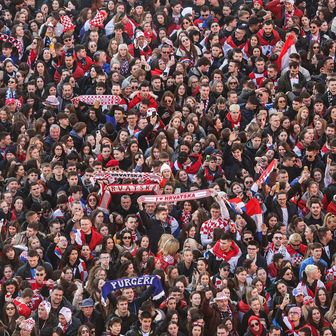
[0,0,335,335]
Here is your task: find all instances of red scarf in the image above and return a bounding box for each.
[212,240,240,260]
[226,112,241,129]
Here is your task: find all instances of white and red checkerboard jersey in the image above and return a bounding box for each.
[200,217,230,245]
[249,70,268,88]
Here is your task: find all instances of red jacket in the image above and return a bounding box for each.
[54,64,85,83]
[174,154,202,175]
[266,0,303,24]
[75,228,103,251]
[128,93,158,110]
[75,55,93,73]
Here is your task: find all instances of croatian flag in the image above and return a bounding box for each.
[227,197,246,213]
[228,197,263,235]
[276,33,297,70]
[251,159,278,193]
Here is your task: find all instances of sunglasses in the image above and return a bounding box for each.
[36,273,45,276]
[251,322,259,327]
[123,236,131,239]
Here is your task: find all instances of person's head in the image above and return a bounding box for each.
[108,317,122,335]
[50,286,64,306]
[80,298,94,317]
[38,301,51,320]
[116,296,128,315]
[248,316,261,332]
[288,306,301,322]
[218,233,232,252]
[139,310,152,332]
[27,250,39,268]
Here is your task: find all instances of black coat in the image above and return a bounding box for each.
[16,260,53,280]
[278,71,307,93]
[236,253,268,270]
[33,313,58,336]
[139,210,171,254]
[264,195,298,223]
[76,310,105,336]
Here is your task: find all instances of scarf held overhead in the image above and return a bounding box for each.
[138,189,214,203]
[94,171,163,183]
[0,33,23,54]
[106,184,159,194]
[72,95,121,106]
[102,275,165,303]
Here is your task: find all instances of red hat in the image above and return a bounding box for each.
[248,316,260,326]
[144,31,154,39]
[6,98,16,105]
[106,159,119,168]
[61,15,76,32]
[253,0,263,5]
[89,10,107,28]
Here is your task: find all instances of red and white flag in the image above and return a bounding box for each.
[276,33,297,70]
[251,159,278,193]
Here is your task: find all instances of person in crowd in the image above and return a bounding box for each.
[0,2,335,336]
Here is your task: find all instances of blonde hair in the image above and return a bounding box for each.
[158,234,180,256]
[183,238,199,251]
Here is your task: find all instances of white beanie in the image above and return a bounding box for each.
[59,307,72,323]
[39,301,51,315]
[160,163,171,174]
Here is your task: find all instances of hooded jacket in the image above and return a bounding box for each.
[208,240,242,274]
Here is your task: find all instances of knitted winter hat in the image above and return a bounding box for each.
[39,301,51,314]
[59,307,72,323]
[89,10,107,28]
[61,15,75,32]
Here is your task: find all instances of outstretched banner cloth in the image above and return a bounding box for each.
[137,189,214,203]
[94,171,162,183]
[102,275,165,303]
[72,95,121,106]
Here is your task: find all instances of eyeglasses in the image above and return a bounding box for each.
[274,236,282,240]
[181,39,189,43]
[8,80,15,83]
[123,236,132,239]
[244,237,253,241]
[64,39,72,42]
[251,322,259,327]
[211,24,219,27]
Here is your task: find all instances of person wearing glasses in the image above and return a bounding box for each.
[264,231,290,266]
[286,233,308,270]
[244,315,267,336]
[237,240,268,271]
